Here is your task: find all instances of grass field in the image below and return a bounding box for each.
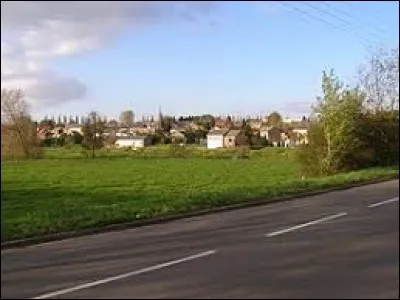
[1,147,398,242]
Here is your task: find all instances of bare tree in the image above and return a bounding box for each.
[1,88,41,159]
[119,110,134,128]
[82,111,105,158]
[358,47,399,112]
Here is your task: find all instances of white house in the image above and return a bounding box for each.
[65,125,83,135]
[259,126,273,140]
[115,136,149,148]
[207,130,228,149]
[291,123,310,145]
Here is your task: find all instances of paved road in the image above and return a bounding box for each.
[1,180,399,299]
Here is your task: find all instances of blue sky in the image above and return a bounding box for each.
[2,1,398,120]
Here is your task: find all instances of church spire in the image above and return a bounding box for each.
[158,105,165,131]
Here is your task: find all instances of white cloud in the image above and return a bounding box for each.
[1,1,217,108]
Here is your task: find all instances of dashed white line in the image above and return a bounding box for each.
[265,212,348,238]
[32,250,217,299]
[368,197,399,208]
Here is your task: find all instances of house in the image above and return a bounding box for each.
[290,121,310,145]
[115,136,150,148]
[65,125,83,135]
[52,126,65,138]
[214,118,228,129]
[129,122,157,135]
[224,129,247,148]
[207,130,228,149]
[260,126,282,146]
[170,129,186,143]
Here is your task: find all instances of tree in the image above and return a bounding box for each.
[241,119,253,145]
[66,132,83,145]
[200,114,215,130]
[108,119,119,129]
[119,110,134,128]
[358,47,399,112]
[250,132,267,148]
[1,88,42,159]
[267,111,282,126]
[355,110,399,168]
[81,111,105,158]
[39,118,55,130]
[297,70,365,176]
[183,129,195,144]
[225,115,234,129]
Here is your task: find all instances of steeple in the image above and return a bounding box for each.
[157,105,165,131]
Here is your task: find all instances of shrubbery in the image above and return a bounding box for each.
[296,69,399,177]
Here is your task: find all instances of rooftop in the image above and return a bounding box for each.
[226,129,242,137]
[208,129,229,136]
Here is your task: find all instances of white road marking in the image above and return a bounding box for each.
[32,250,217,299]
[265,212,348,238]
[368,197,399,208]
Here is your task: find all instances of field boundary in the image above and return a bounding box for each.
[1,174,398,250]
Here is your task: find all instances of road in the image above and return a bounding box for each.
[1,179,399,299]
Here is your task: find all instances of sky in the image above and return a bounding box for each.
[1,1,399,121]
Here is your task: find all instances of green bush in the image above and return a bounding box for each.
[295,122,329,177]
[355,111,399,168]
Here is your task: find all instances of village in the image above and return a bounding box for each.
[35,111,310,150]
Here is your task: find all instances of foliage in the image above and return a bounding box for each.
[119,110,134,127]
[296,70,365,176]
[355,110,399,168]
[1,88,42,160]
[267,111,283,126]
[241,119,253,145]
[66,132,83,145]
[250,132,268,149]
[160,115,174,132]
[297,65,399,176]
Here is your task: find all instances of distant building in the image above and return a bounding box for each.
[207,130,228,149]
[65,125,83,135]
[290,122,310,145]
[115,136,150,148]
[224,129,247,148]
[260,126,282,146]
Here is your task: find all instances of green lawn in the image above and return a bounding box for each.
[1,149,398,242]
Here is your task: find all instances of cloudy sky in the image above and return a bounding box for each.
[1,1,399,120]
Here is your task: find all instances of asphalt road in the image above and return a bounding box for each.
[1,179,399,299]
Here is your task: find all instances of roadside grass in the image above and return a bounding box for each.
[1,149,398,242]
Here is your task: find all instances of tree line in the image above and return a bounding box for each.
[1,47,398,165]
